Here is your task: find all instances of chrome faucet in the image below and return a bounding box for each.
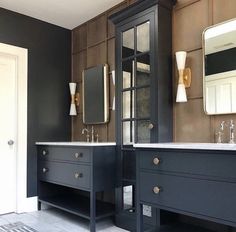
[82,128,90,142]
[216,121,225,143]
[91,126,95,143]
[229,119,235,144]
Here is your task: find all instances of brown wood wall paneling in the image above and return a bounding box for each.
[173,0,236,144]
[71,0,134,142]
[72,0,236,144]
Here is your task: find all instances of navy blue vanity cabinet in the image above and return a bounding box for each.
[109,0,175,230]
[37,144,116,232]
[136,147,236,231]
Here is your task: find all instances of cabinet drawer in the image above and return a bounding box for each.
[138,150,236,180]
[38,146,91,163]
[39,161,91,190]
[140,171,236,223]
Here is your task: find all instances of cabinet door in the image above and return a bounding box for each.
[119,14,155,145]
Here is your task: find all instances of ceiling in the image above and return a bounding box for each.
[0,0,124,29]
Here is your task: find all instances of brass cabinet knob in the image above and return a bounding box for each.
[75,172,83,179]
[75,153,83,159]
[153,186,161,194]
[42,168,48,173]
[42,150,47,156]
[153,157,160,165]
[148,123,154,130]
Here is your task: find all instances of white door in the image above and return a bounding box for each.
[0,53,17,214]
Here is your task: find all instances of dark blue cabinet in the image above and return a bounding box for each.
[37,144,116,232]
[109,0,175,230]
[137,147,236,231]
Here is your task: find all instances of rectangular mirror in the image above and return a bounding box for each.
[203,18,236,115]
[82,64,109,124]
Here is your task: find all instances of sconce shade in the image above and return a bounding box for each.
[176,51,187,70]
[69,82,76,95]
[69,82,77,116]
[70,103,77,115]
[176,83,187,102]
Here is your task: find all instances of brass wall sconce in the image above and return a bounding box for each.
[175,51,191,102]
[69,82,80,116]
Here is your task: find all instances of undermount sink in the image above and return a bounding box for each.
[35,142,116,146]
[134,142,236,151]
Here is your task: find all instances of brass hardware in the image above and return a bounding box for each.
[153,157,160,165]
[153,186,161,194]
[178,68,191,88]
[75,172,83,179]
[8,140,14,145]
[42,150,47,156]
[75,153,83,159]
[148,123,154,130]
[71,93,80,106]
[42,168,48,173]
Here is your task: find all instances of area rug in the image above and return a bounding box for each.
[0,222,38,232]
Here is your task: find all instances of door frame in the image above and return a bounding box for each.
[0,42,37,213]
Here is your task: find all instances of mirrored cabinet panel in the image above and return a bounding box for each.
[137,21,150,53]
[121,23,152,145]
[122,28,134,58]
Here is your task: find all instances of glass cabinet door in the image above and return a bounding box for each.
[121,20,151,145]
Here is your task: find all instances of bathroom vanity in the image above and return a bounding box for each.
[135,143,236,231]
[36,142,116,232]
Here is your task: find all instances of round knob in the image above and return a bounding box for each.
[42,150,47,156]
[42,168,48,173]
[153,157,160,165]
[148,123,154,130]
[75,153,83,159]
[8,140,14,145]
[153,186,161,194]
[75,172,83,179]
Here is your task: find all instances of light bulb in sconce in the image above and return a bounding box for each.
[69,82,80,116]
[175,51,191,103]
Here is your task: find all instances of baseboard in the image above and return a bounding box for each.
[16,196,38,213]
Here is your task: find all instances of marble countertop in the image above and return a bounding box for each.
[36,142,116,146]
[133,142,236,151]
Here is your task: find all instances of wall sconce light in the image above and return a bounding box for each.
[69,82,80,116]
[175,51,191,102]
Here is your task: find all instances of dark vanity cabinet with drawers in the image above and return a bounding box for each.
[136,147,236,231]
[109,0,175,230]
[37,144,116,232]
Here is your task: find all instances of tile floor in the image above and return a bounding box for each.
[0,208,128,232]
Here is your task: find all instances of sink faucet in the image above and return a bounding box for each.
[91,126,95,143]
[216,121,225,143]
[229,119,235,144]
[82,128,90,142]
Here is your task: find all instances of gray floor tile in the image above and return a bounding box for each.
[0,209,128,232]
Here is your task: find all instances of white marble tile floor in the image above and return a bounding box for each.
[0,209,128,232]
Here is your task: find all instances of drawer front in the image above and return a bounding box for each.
[140,171,236,223]
[138,150,236,180]
[38,146,91,163]
[39,161,91,189]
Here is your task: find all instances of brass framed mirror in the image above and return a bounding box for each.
[203,18,236,115]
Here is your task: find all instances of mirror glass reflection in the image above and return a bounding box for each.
[203,19,236,115]
[122,28,134,58]
[137,21,150,53]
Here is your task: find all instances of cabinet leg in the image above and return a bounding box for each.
[38,201,41,211]
[137,203,143,232]
[90,191,96,232]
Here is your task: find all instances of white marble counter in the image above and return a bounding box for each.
[133,142,236,151]
[36,142,116,146]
